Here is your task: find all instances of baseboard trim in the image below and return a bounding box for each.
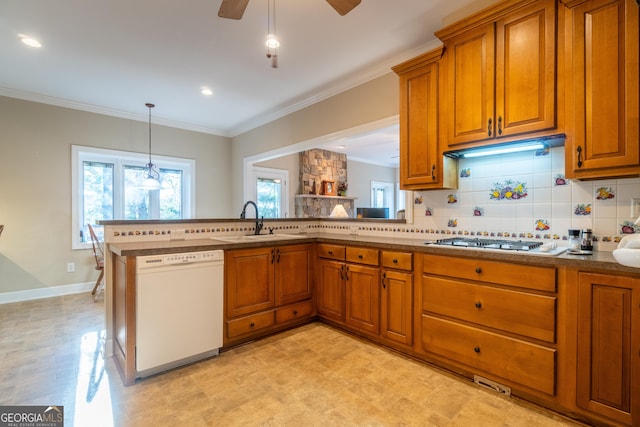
[0,282,94,304]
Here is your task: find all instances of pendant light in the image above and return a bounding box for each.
[265,0,279,68]
[139,103,162,190]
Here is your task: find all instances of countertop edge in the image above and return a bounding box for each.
[107,233,640,274]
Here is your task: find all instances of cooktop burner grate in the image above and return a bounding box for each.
[434,237,543,251]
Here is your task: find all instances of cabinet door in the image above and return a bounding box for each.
[495,0,556,137]
[565,0,639,178]
[275,244,312,306]
[345,264,381,334]
[444,23,496,146]
[396,52,441,188]
[381,269,413,346]
[225,248,275,318]
[316,259,345,322]
[577,272,640,425]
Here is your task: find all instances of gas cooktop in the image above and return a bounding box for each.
[430,237,568,256]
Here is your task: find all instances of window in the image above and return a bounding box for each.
[371,180,395,214]
[249,166,288,219]
[72,145,195,249]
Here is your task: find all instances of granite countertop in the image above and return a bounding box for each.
[107,233,639,274]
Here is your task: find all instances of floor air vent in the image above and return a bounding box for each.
[473,375,511,396]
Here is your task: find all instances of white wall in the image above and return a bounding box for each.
[0,96,232,294]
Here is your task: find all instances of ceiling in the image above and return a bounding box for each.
[0,0,486,165]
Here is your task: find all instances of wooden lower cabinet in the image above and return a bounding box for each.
[420,254,558,397]
[380,252,414,347]
[316,244,382,336]
[345,263,380,334]
[224,244,314,346]
[422,315,556,395]
[576,272,640,425]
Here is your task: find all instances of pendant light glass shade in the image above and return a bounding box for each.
[140,103,162,190]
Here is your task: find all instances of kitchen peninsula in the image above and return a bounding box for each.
[102,217,639,427]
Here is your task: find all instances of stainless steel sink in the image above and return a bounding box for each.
[211,233,307,243]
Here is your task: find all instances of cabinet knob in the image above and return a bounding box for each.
[475,267,482,274]
[293,310,298,315]
[431,164,436,181]
[487,118,493,137]
[249,321,255,328]
[474,346,481,354]
[358,254,363,259]
[475,301,482,309]
[328,250,333,255]
[497,116,503,135]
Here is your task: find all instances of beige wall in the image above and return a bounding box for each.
[0,96,232,294]
[231,72,399,210]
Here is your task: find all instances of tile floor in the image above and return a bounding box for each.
[0,293,587,427]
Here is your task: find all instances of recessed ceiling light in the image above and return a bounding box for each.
[201,87,213,96]
[18,34,41,48]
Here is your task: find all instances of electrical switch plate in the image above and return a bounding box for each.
[67,262,75,273]
[632,198,640,218]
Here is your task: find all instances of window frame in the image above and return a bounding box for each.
[248,166,289,218]
[71,145,196,249]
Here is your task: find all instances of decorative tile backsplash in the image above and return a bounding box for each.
[410,147,640,242]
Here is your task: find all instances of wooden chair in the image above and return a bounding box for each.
[87,224,105,301]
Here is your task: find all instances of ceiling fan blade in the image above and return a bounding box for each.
[325,0,361,16]
[218,0,250,20]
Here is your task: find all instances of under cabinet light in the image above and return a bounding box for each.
[444,134,566,159]
[460,142,546,158]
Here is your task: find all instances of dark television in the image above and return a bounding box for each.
[356,208,389,219]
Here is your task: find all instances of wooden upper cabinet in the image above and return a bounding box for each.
[392,48,457,190]
[563,0,640,179]
[437,0,557,148]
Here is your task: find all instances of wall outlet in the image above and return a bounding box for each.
[350,226,358,235]
[632,198,640,218]
[67,262,75,273]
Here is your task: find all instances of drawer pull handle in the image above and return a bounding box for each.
[249,322,255,328]
[293,310,298,315]
[328,250,333,255]
[358,254,363,259]
[474,346,481,354]
[475,267,482,274]
[475,301,482,309]
[392,258,398,264]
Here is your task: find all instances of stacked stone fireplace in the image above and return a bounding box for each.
[295,149,355,218]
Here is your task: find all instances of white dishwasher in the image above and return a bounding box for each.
[135,250,224,378]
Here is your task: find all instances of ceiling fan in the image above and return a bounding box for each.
[218,0,361,20]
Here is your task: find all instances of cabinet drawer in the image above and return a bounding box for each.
[276,300,314,324]
[226,310,275,339]
[423,254,556,292]
[317,244,346,260]
[423,276,556,342]
[422,315,556,395]
[381,251,413,271]
[346,247,379,266]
